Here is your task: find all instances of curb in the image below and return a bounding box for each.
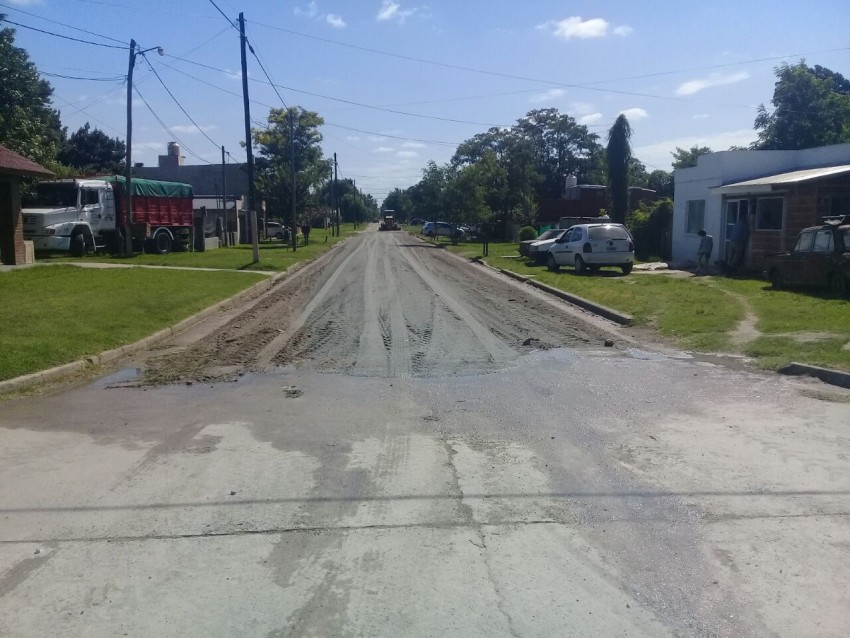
[497,268,633,326]
[0,239,351,394]
[779,362,850,390]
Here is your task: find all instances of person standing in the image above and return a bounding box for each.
[727,214,750,271]
[301,223,311,246]
[481,220,490,257]
[696,229,713,275]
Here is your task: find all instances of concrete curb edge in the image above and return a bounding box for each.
[491,266,633,326]
[779,362,850,390]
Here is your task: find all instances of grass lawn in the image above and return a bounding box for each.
[0,265,266,381]
[38,223,361,272]
[419,234,850,371]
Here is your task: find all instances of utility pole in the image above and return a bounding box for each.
[239,12,259,263]
[221,145,227,247]
[123,39,136,257]
[334,152,340,237]
[290,109,297,251]
[353,179,358,229]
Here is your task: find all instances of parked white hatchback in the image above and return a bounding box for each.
[545,223,635,275]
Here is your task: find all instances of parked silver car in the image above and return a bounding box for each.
[546,223,635,274]
[528,229,569,263]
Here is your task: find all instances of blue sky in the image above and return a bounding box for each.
[3,0,850,203]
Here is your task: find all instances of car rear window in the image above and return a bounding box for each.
[588,225,630,240]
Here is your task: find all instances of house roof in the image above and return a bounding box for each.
[0,145,53,178]
[711,164,850,195]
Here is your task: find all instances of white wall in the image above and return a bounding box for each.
[671,144,850,265]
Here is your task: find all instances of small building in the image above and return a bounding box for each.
[134,142,249,243]
[672,143,850,269]
[537,185,658,225]
[0,145,53,266]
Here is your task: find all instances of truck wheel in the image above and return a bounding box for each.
[769,268,784,289]
[153,231,173,254]
[829,273,847,296]
[70,230,85,257]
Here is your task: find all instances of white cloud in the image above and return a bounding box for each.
[368,135,388,142]
[326,14,346,28]
[692,113,710,120]
[634,129,756,170]
[170,124,219,135]
[675,71,750,96]
[374,146,395,153]
[529,88,566,103]
[402,141,426,148]
[346,136,361,142]
[294,1,318,17]
[620,107,648,120]
[538,16,631,40]
[396,150,418,158]
[377,0,419,23]
[578,112,603,125]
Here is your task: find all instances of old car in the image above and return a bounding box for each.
[546,223,635,275]
[764,216,850,295]
[519,228,562,258]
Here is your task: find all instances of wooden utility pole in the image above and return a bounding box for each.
[290,109,297,251]
[239,13,259,263]
[334,152,340,237]
[124,39,136,257]
[221,145,227,246]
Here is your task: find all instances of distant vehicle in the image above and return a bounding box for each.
[21,176,194,255]
[764,216,850,295]
[421,221,465,239]
[546,223,635,274]
[522,229,565,261]
[380,210,399,231]
[265,221,287,240]
[410,218,424,225]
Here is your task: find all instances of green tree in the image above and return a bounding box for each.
[671,145,712,169]
[647,169,674,198]
[252,106,330,225]
[754,61,850,150]
[59,122,125,174]
[606,114,632,224]
[0,19,64,167]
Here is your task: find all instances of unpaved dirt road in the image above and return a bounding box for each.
[1,228,849,637]
[143,230,612,383]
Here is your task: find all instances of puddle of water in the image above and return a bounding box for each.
[95,367,142,388]
[627,349,668,361]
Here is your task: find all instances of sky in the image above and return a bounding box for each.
[3,0,850,204]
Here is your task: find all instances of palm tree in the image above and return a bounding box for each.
[606,114,632,224]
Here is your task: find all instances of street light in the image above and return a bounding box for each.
[124,40,164,256]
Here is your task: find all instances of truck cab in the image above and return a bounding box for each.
[22,179,116,255]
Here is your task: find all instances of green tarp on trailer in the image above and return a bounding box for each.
[102,175,194,198]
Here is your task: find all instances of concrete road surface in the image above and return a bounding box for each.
[1,229,848,637]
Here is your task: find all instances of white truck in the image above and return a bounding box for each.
[22,177,195,256]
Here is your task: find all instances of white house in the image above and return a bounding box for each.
[672,143,850,269]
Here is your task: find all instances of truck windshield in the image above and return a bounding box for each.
[22,183,77,208]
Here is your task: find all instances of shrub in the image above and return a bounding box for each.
[627,199,673,261]
[519,226,538,241]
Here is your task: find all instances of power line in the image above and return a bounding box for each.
[132,83,212,164]
[0,1,127,44]
[42,71,125,82]
[141,53,222,151]
[206,0,238,32]
[0,18,126,48]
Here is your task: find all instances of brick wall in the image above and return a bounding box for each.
[0,178,26,266]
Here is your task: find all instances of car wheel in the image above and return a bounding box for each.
[620,263,633,275]
[275,232,284,240]
[574,255,586,275]
[769,268,784,289]
[828,273,848,296]
[546,253,559,272]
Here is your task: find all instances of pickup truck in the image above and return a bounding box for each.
[764,216,850,295]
